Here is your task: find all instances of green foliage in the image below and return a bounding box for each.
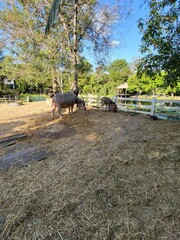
[127,74,151,95]
[0,0,70,91]
[78,59,132,96]
[1,0,179,98]
[1,0,130,94]
[85,65,110,95]
[45,0,119,91]
[1,55,52,93]
[45,0,62,34]
[78,57,93,93]
[165,83,180,97]
[127,71,179,96]
[138,0,180,87]
[107,59,132,84]
[106,59,132,95]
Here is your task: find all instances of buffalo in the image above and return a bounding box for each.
[51,92,86,119]
[101,97,117,112]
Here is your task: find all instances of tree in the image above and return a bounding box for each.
[87,65,109,95]
[0,51,6,92]
[138,0,180,87]
[127,74,151,95]
[127,71,180,96]
[0,0,72,92]
[77,57,93,93]
[107,59,132,94]
[45,0,123,94]
[1,54,52,93]
[0,1,129,94]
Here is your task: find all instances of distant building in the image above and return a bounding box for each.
[3,78,15,89]
[116,82,128,96]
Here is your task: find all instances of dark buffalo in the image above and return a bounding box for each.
[76,97,86,111]
[51,92,86,119]
[101,97,117,112]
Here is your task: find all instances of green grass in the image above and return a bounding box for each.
[19,94,48,102]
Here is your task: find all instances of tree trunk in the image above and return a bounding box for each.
[72,0,79,96]
[52,79,57,93]
[56,68,63,92]
[51,69,57,93]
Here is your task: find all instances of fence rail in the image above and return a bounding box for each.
[115,96,180,119]
[80,95,180,119]
[1,94,180,119]
[0,96,17,103]
[80,95,101,107]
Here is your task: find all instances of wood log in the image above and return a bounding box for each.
[0,133,27,145]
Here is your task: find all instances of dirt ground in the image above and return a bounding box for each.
[0,101,180,239]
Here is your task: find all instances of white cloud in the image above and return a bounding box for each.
[111,40,120,47]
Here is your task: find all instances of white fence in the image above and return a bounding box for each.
[80,95,180,119]
[79,94,101,107]
[115,96,180,119]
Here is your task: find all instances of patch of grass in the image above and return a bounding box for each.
[19,94,48,102]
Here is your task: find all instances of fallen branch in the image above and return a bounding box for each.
[0,133,27,145]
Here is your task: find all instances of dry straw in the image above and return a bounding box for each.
[0,102,180,239]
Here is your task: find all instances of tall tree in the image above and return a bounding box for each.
[138,0,180,87]
[1,0,129,93]
[107,59,132,88]
[45,0,122,94]
[88,65,109,95]
[0,0,70,91]
[0,51,6,91]
[127,73,165,95]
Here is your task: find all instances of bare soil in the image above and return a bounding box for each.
[0,101,180,239]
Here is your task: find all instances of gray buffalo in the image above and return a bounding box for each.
[51,92,86,119]
[101,97,117,112]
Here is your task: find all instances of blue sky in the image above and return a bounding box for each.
[85,0,150,67]
[120,1,150,61]
[110,0,149,62]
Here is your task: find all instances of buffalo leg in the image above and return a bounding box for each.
[51,109,55,119]
[70,105,74,114]
[51,101,56,119]
[57,106,62,118]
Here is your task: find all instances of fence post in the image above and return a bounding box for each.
[113,95,117,104]
[150,97,156,117]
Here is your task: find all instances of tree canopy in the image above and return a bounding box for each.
[0,1,179,96]
[0,0,126,93]
[45,0,124,93]
[138,0,180,87]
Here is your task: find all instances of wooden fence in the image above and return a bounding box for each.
[79,95,101,107]
[1,93,179,119]
[115,96,180,118]
[0,95,17,103]
[80,95,180,119]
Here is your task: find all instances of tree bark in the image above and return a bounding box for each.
[72,0,79,96]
